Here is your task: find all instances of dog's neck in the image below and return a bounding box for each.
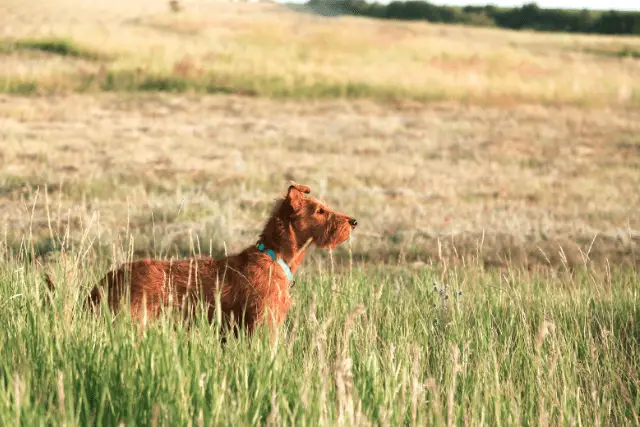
[258,215,306,273]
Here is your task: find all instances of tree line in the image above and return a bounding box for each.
[310,0,640,35]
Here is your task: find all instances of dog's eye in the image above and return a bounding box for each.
[317,208,325,215]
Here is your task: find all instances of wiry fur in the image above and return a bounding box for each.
[87,184,357,335]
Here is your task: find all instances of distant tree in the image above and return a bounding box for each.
[593,11,627,34]
[325,0,640,35]
[575,9,595,32]
[520,2,541,28]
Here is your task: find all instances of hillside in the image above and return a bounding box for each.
[1,0,639,107]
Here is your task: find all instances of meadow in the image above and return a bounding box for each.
[1,0,639,425]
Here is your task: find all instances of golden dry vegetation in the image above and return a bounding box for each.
[2,0,640,106]
[2,94,639,270]
[0,0,639,271]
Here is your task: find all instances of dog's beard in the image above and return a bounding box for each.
[316,222,352,249]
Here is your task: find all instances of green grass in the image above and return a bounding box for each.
[0,38,106,60]
[0,68,429,102]
[0,78,39,95]
[6,67,631,107]
[581,45,640,59]
[1,243,638,425]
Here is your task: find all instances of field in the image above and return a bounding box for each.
[1,0,639,425]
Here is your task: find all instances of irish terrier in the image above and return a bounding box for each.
[87,184,357,335]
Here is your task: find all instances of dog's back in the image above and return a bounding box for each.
[87,253,275,329]
[89,258,208,319]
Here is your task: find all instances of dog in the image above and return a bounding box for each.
[86,184,357,335]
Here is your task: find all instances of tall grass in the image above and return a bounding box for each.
[1,236,638,425]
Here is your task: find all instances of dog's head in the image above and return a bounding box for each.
[282,183,357,249]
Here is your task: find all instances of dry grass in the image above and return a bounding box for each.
[0,0,638,268]
[1,94,638,269]
[1,0,640,106]
[1,3,639,424]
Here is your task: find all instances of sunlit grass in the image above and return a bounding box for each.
[1,237,638,425]
[1,1,639,423]
[1,1,639,106]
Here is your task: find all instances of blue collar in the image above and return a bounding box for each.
[256,242,294,283]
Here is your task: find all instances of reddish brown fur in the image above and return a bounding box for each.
[88,184,357,335]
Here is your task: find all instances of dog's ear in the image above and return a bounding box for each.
[288,184,311,195]
[286,184,311,211]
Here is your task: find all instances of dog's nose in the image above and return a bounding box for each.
[349,218,358,228]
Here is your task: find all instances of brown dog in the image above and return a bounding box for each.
[87,184,357,335]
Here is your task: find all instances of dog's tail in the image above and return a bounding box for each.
[43,271,104,311]
[44,272,55,292]
[86,285,104,310]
